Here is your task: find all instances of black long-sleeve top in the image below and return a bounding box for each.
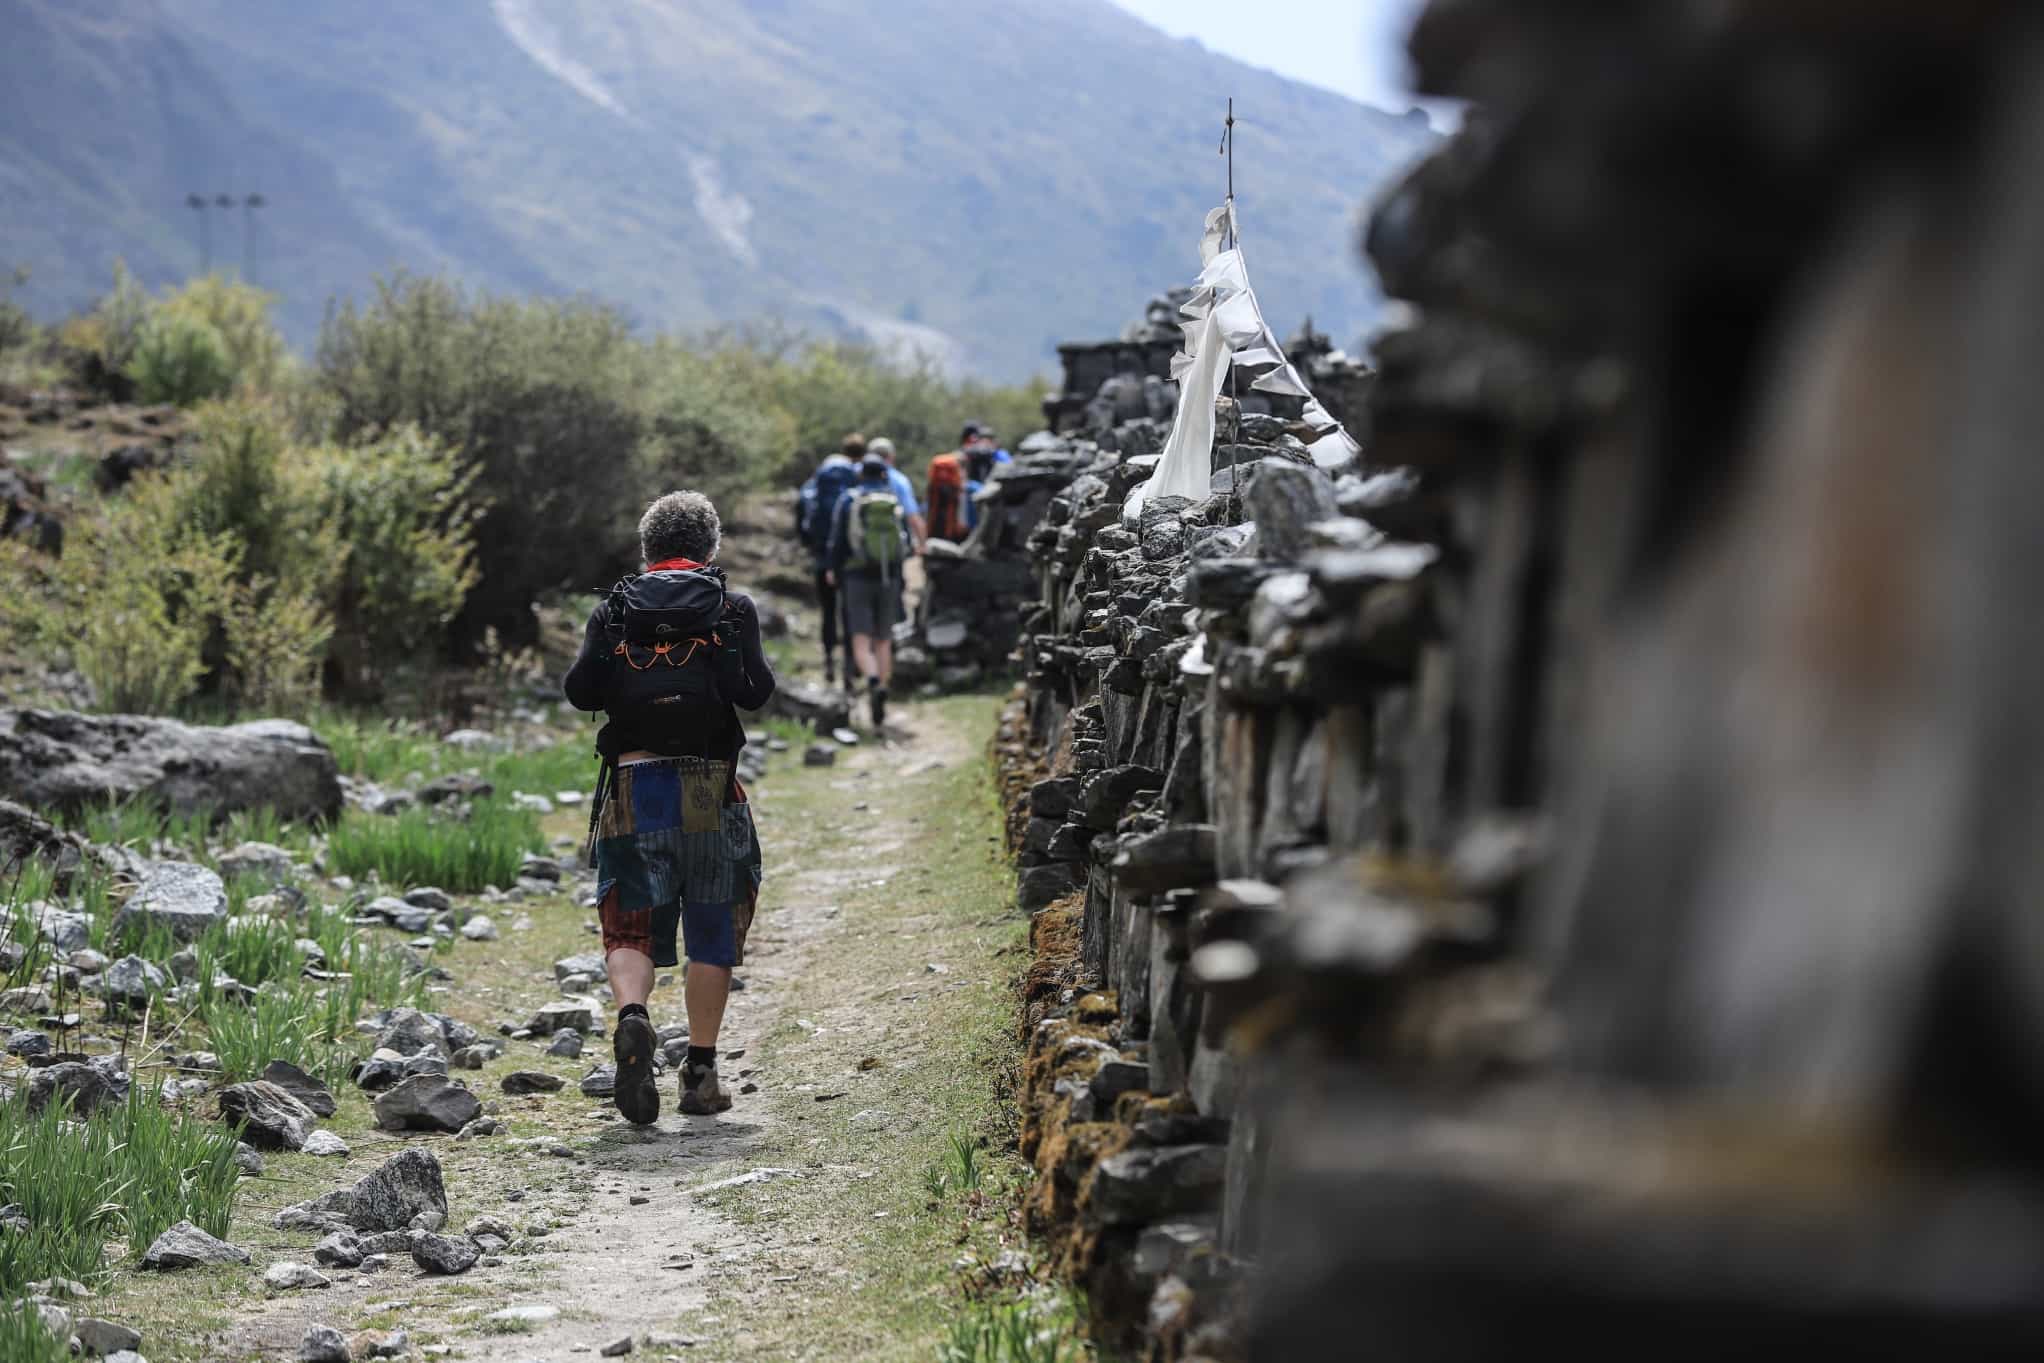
[562,587,777,767]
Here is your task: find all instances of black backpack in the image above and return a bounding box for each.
[600,568,727,709]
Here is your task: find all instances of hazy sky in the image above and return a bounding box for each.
[1107,0,1444,119]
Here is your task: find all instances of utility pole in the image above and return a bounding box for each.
[243,193,266,285]
[214,194,237,278]
[187,192,210,274]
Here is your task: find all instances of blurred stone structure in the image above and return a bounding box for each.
[994,4,2044,1360]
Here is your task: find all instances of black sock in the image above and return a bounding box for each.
[618,1003,649,1024]
[685,1044,716,1071]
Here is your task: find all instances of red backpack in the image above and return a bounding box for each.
[926,452,970,541]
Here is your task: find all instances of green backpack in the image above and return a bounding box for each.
[846,489,907,577]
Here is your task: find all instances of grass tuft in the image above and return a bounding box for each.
[326,801,540,892]
[0,1083,240,1296]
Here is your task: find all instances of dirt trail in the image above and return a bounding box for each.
[204,695,998,1362]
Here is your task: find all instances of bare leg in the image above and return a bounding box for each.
[850,632,878,682]
[605,947,654,1009]
[685,962,731,1047]
[873,638,894,688]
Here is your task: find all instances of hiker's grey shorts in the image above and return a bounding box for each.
[841,571,901,638]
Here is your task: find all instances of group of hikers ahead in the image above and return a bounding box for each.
[554,426,1009,1131]
[794,423,1010,728]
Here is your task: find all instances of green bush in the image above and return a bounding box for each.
[160,275,289,394]
[128,308,236,406]
[318,275,649,648]
[6,399,478,712]
[23,472,241,713]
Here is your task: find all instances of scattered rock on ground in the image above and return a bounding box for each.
[460,914,498,941]
[75,1317,142,1356]
[27,1060,125,1115]
[580,1064,616,1097]
[373,1008,448,1057]
[234,1143,265,1177]
[346,1149,448,1232]
[402,887,453,912]
[312,1231,363,1267]
[217,1081,318,1151]
[263,1261,331,1291]
[296,1324,349,1363]
[142,1220,249,1269]
[260,1059,337,1117]
[500,1071,564,1095]
[373,1074,480,1133]
[217,841,298,886]
[6,1028,51,1057]
[408,1231,479,1275]
[547,1030,584,1058]
[601,1336,635,1357]
[113,862,227,944]
[554,952,605,981]
[527,999,594,1036]
[301,1129,350,1157]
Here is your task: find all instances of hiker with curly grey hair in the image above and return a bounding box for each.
[563,489,776,1122]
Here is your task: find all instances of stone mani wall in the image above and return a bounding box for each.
[996,7,2044,1357]
[992,302,1440,1357]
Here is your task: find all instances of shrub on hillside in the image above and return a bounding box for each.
[127,308,235,406]
[318,274,652,648]
[1,401,477,712]
[158,275,290,394]
[53,262,151,400]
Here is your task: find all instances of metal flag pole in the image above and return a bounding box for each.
[1219,99,1242,520]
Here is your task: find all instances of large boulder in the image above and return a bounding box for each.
[373,1075,481,1133]
[112,862,227,944]
[0,709,343,822]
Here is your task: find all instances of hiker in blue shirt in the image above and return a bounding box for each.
[825,451,913,730]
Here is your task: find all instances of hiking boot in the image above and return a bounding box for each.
[612,1013,659,1125]
[679,1059,732,1115]
[870,683,888,731]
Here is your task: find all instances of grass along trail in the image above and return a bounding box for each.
[89,691,1038,1361]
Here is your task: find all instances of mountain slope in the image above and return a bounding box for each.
[5,0,1436,377]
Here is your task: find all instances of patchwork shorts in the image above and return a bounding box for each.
[592,757,761,968]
